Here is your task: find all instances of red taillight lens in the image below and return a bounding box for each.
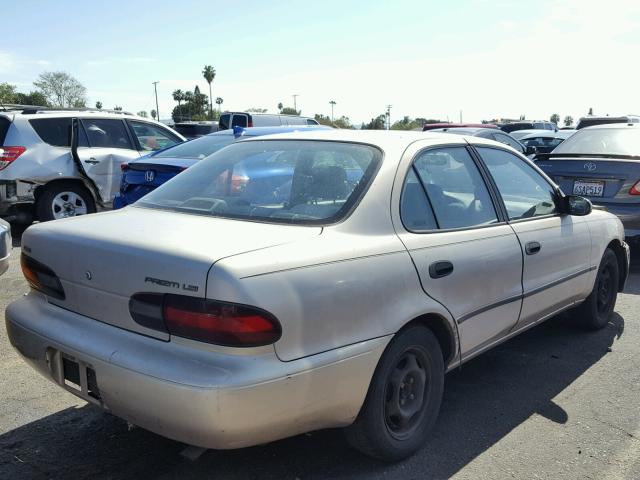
[630,180,640,195]
[0,146,26,170]
[120,163,129,172]
[21,254,66,300]
[163,295,281,347]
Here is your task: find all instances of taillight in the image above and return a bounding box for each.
[0,146,26,170]
[120,163,129,172]
[129,293,281,347]
[630,180,640,195]
[248,118,253,127]
[21,254,66,300]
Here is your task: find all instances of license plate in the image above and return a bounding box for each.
[573,180,604,197]
[46,349,102,403]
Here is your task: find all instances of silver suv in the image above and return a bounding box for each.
[0,107,185,222]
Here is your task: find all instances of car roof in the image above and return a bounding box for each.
[581,122,640,130]
[519,130,575,140]
[210,126,332,137]
[428,127,490,135]
[8,110,149,121]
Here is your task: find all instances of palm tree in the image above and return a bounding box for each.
[202,65,216,119]
[329,100,336,122]
[184,91,194,121]
[215,97,223,113]
[172,89,184,107]
[277,102,283,113]
[95,101,102,110]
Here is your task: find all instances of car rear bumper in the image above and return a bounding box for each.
[6,294,389,449]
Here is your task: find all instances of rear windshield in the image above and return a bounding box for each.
[137,140,381,224]
[552,127,640,156]
[174,124,215,137]
[576,117,628,129]
[0,116,10,145]
[154,134,235,159]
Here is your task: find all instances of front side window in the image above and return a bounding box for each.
[477,147,557,220]
[82,119,131,149]
[129,121,180,151]
[137,140,380,225]
[411,147,498,229]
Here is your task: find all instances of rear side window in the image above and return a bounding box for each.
[231,115,248,128]
[251,115,281,127]
[0,116,10,145]
[411,147,498,229]
[307,119,319,125]
[219,114,230,130]
[30,118,72,146]
[400,168,438,231]
[82,119,132,149]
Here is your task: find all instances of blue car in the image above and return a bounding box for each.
[113,125,332,209]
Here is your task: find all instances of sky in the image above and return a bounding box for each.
[3,0,640,125]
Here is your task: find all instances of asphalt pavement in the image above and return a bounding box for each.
[1,227,638,479]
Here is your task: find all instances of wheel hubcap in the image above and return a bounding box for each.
[597,265,614,314]
[384,349,429,438]
[52,192,88,219]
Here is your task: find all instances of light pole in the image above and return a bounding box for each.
[292,94,299,113]
[386,105,392,130]
[152,81,160,122]
[329,100,336,123]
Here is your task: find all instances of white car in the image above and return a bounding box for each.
[6,130,630,461]
[0,218,10,276]
[0,107,185,222]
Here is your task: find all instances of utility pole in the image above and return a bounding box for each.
[292,94,299,113]
[152,81,160,122]
[386,105,392,130]
[329,100,336,123]
[459,110,463,123]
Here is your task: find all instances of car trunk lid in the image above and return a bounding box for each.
[21,207,321,340]
[535,155,640,203]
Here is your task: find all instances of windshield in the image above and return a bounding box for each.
[137,140,381,224]
[154,134,235,160]
[552,127,640,156]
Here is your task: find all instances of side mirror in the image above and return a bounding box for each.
[562,195,592,216]
[525,145,538,155]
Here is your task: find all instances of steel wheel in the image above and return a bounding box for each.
[51,191,88,219]
[596,263,615,315]
[384,348,430,439]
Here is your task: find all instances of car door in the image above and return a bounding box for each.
[394,144,524,358]
[474,145,592,328]
[76,118,142,204]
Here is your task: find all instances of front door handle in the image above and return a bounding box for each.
[525,241,541,255]
[429,260,454,279]
[84,157,100,165]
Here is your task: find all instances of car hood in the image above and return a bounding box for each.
[21,208,321,339]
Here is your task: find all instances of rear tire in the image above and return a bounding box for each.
[344,326,444,462]
[574,248,619,330]
[36,182,96,222]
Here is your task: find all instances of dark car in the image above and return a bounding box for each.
[534,123,640,242]
[173,121,219,139]
[429,127,536,156]
[423,123,497,131]
[113,125,331,208]
[501,121,557,134]
[218,112,319,130]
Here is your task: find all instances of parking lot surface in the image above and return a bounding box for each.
[1,229,638,479]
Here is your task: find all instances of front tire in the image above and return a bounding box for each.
[36,182,96,222]
[574,248,619,330]
[345,326,444,462]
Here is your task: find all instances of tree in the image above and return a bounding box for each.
[246,108,267,113]
[280,107,300,115]
[172,89,184,107]
[277,102,283,112]
[391,116,423,130]
[33,71,87,108]
[150,109,157,120]
[95,101,103,110]
[362,114,387,130]
[550,113,560,125]
[137,111,148,118]
[0,82,17,103]
[588,107,593,116]
[329,100,336,122]
[114,106,123,111]
[15,91,48,106]
[564,115,574,127]
[202,65,216,120]
[519,114,526,120]
[216,97,223,112]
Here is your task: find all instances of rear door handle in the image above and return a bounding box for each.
[429,260,454,279]
[525,241,541,255]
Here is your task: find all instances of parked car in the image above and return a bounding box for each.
[173,121,219,139]
[535,123,640,243]
[0,218,10,276]
[218,112,320,130]
[501,121,557,133]
[114,125,332,208]
[422,122,497,131]
[576,115,640,130]
[7,131,629,462]
[518,130,576,154]
[0,108,185,222]
[429,127,536,156]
